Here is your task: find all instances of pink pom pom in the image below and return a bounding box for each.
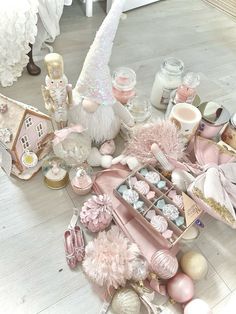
[83,226,143,289]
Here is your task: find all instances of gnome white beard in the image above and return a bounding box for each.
[72,102,121,144]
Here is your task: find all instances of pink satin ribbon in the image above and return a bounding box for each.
[186,136,236,227]
[53,124,85,145]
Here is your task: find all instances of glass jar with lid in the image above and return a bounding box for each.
[150,58,184,110]
[174,72,200,104]
[112,67,136,105]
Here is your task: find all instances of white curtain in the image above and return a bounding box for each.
[0,0,72,87]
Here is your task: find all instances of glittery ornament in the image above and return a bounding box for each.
[131,256,149,282]
[111,288,141,314]
[162,204,179,220]
[134,180,150,195]
[123,189,139,204]
[151,215,168,233]
[151,250,179,279]
[145,171,160,185]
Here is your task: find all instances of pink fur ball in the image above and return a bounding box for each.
[82,226,142,289]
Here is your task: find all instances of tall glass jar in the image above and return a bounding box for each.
[150,58,184,110]
[112,67,136,105]
[174,72,200,104]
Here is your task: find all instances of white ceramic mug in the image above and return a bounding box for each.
[169,103,202,141]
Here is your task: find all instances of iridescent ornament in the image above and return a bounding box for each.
[162,204,179,220]
[134,180,150,195]
[123,189,139,204]
[145,171,160,185]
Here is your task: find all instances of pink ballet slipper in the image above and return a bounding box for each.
[64,209,85,268]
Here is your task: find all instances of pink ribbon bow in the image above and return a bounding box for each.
[53,124,85,145]
[187,136,236,228]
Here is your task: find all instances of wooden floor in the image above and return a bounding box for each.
[1,0,236,313]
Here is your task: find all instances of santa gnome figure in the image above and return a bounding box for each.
[70,0,134,166]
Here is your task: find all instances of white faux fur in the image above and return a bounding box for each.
[70,99,120,144]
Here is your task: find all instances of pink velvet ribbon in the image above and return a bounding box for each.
[186,136,236,227]
[53,124,85,145]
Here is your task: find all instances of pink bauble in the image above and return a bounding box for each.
[151,250,178,279]
[184,299,212,314]
[167,273,194,303]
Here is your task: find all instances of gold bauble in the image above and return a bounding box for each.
[111,288,141,314]
[180,251,208,281]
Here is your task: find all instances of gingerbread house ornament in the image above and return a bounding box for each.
[0,93,53,180]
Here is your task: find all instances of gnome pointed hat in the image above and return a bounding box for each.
[75,0,126,106]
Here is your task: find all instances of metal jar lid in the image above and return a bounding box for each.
[198,101,230,126]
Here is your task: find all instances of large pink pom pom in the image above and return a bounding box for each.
[80,194,113,232]
[83,226,143,289]
[151,250,178,279]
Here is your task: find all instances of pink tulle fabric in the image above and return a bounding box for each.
[80,194,113,232]
[124,120,185,166]
[82,225,142,289]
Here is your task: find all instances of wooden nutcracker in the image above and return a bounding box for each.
[42,53,73,129]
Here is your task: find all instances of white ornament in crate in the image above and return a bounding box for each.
[53,125,91,166]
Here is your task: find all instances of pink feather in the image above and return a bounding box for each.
[124,119,185,166]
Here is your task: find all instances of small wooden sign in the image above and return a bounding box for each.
[182,192,202,227]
